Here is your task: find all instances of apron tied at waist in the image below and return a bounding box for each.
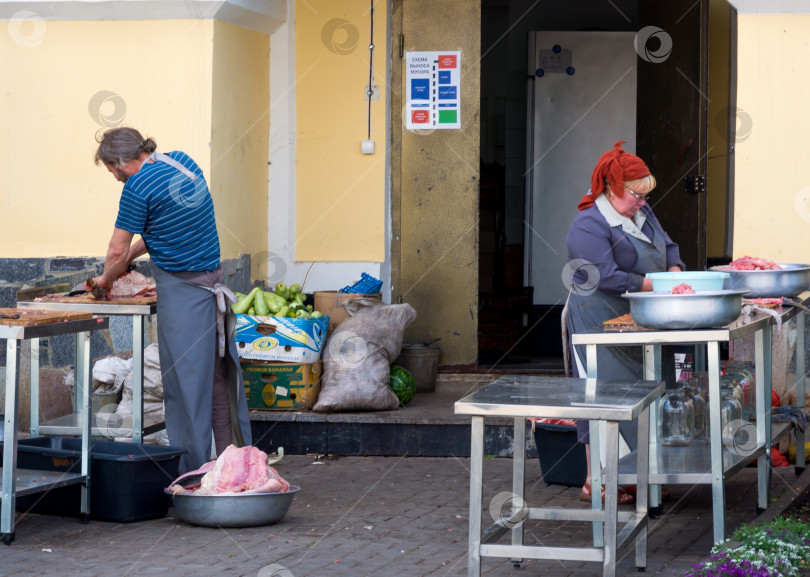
[197,283,238,357]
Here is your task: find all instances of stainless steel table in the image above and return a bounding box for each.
[455,376,664,577]
[2,316,109,544]
[16,300,159,443]
[571,295,808,544]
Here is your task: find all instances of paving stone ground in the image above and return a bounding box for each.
[1,455,808,577]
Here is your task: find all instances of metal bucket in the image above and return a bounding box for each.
[393,345,441,394]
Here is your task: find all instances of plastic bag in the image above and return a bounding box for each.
[313,299,417,412]
[92,355,133,394]
[101,344,166,441]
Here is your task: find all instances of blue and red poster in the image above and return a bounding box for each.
[405,51,461,130]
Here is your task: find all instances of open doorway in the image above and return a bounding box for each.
[477,0,734,371]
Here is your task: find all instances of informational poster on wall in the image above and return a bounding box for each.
[405,51,461,130]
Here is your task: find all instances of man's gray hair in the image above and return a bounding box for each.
[95,127,157,167]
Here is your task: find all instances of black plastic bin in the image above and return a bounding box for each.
[533,423,587,487]
[1,437,186,522]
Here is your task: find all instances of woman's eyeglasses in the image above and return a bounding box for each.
[625,187,650,202]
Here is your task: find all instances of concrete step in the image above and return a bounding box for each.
[249,373,558,459]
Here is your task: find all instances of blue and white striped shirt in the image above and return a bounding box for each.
[115,151,220,272]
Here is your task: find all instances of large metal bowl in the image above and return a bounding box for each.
[622,290,748,330]
[710,263,810,298]
[168,486,300,528]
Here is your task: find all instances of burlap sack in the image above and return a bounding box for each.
[313,299,417,412]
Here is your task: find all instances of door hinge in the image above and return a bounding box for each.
[684,175,706,194]
[399,34,404,58]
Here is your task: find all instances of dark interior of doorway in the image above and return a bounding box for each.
[478,163,565,373]
[476,0,581,373]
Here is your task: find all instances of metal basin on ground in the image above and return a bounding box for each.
[621,290,748,330]
[710,263,810,298]
[168,486,299,528]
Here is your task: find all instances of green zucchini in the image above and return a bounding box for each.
[232,287,259,314]
[254,290,270,316]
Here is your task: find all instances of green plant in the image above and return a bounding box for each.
[686,515,810,577]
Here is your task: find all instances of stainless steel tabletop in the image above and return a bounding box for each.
[454,375,664,421]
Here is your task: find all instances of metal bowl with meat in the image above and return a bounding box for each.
[169,486,300,528]
[166,444,297,528]
[711,263,810,298]
[622,290,748,330]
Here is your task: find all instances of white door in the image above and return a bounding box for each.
[525,31,637,305]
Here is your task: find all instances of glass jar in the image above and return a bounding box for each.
[720,382,743,445]
[658,383,695,447]
[720,375,744,406]
[685,380,707,440]
[723,363,755,421]
[688,372,709,402]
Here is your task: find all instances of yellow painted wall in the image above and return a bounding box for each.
[735,15,810,261]
[295,0,387,262]
[211,20,270,278]
[0,20,213,257]
[0,19,267,266]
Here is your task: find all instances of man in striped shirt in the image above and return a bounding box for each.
[93,127,252,473]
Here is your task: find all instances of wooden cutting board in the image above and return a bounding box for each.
[0,308,93,326]
[603,313,637,327]
[35,294,157,306]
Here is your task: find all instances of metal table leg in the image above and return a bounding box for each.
[755,327,772,512]
[132,315,144,443]
[511,417,525,568]
[643,345,662,514]
[77,331,92,522]
[603,420,620,577]
[29,338,39,438]
[707,340,726,543]
[797,312,806,474]
[585,345,603,547]
[635,404,650,570]
[468,416,484,577]
[1,339,21,544]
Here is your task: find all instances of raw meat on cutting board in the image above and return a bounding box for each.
[110,270,155,298]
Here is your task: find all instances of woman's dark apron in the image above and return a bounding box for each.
[567,218,672,449]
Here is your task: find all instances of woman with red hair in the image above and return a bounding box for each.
[565,141,683,504]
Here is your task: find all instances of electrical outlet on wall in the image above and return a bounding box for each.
[361,140,375,155]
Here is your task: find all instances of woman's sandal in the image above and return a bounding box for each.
[619,485,672,502]
[578,482,635,504]
[579,481,604,502]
